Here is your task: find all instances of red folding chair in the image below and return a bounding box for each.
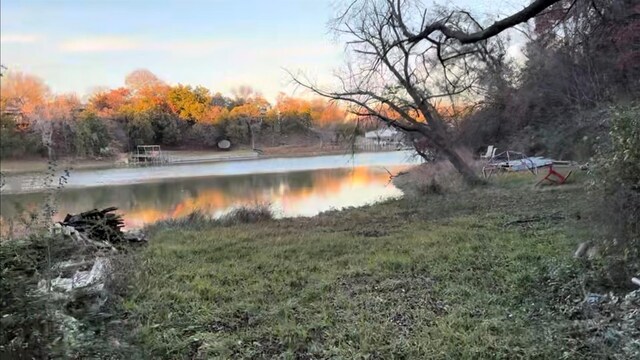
[536,165,573,186]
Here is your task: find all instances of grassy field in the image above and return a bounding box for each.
[103,171,617,359]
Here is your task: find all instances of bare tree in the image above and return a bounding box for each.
[292,0,564,184]
[124,69,166,92]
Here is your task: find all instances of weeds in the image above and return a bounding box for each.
[0,234,76,358]
[147,204,274,232]
[220,204,273,225]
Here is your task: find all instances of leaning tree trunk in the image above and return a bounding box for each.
[421,124,483,185]
[440,144,483,185]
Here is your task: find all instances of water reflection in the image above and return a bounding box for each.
[0,165,409,229]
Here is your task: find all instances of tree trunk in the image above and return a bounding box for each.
[425,126,483,185]
[440,145,483,185]
[414,116,483,185]
[246,120,255,150]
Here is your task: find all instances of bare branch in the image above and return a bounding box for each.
[403,0,562,44]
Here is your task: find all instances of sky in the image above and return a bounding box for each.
[1,0,526,101]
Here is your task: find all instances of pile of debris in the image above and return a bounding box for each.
[37,207,147,355]
[46,207,147,293]
[61,207,125,241]
[57,206,145,247]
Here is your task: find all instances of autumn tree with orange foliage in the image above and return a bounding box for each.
[201,106,229,124]
[0,71,50,116]
[309,98,347,127]
[88,88,131,119]
[167,85,211,122]
[226,92,270,146]
[273,93,348,134]
[122,69,171,114]
[44,94,81,121]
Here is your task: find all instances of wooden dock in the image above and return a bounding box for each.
[129,145,169,166]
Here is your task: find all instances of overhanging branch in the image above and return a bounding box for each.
[400,0,562,44]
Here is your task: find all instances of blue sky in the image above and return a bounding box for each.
[1,0,525,100]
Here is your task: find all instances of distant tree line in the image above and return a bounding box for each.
[0,69,350,159]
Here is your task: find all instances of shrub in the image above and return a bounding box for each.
[593,103,640,284]
[280,112,312,134]
[73,112,112,157]
[0,234,78,358]
[183,123,221,148]
[150,111,181,146]
[0,115,45,158]
[220,204,273,225]
[223,118,250,144]
[126,112,155,147]
[604,104,640,188]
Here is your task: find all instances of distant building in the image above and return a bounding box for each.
[364,128,404,144]
[1,105,29,130]
[356,127,409,151]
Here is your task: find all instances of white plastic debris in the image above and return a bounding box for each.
[37,257,110,294]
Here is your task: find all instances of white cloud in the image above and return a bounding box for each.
[59,36,230,54]
[59,36,140,52]
[151,40,231,55]
[57,35,341,59]
[1,33,40,43]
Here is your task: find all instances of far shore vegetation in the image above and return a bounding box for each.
[0,70,363,164]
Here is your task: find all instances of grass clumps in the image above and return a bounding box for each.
[220,204,273,225]
[148,204,274,232]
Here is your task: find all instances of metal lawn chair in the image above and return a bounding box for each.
[480,145,497,159]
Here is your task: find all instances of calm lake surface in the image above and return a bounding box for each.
[0,151,421,229]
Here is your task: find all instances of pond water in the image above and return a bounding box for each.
[0,151,421,230]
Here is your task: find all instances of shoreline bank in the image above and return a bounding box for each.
[0,146,402,176]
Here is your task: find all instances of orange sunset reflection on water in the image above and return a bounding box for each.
[1,165,410,230]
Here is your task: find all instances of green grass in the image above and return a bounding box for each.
[115,175,598,359]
